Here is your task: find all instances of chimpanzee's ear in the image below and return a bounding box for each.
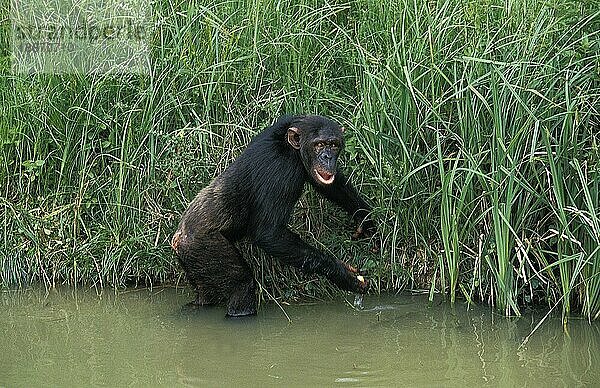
[340,126,345,133]
[287,127,301,149]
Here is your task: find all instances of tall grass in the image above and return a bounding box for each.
[1,0,599,320]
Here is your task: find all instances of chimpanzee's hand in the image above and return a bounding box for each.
[351,220,376,240]
[351,208,376,238]
[353,274,370,294]
[340,260,369,293]
[351,218,379,253]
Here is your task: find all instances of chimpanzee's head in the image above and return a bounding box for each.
[286,115,345,186]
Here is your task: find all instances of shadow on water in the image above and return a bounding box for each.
[1,287,599,386]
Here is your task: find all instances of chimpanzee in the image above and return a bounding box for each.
[171,115,375,316]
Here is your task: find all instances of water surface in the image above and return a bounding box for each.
[1,287,598,386]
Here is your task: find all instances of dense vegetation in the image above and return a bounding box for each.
[1,0,599,320]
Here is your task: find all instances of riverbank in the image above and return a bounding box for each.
[1,0,599,319]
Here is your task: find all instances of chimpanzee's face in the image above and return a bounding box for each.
[287,116,345,186]
[305,127,343,185]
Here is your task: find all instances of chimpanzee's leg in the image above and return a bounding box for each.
[225,276,257,317]
[172,230,257,316]
[310,172,375,238]
[254,228,368,293]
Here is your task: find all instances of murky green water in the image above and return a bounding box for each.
[1,288,598,387]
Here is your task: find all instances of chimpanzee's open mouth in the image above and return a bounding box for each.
[315,169,335,185]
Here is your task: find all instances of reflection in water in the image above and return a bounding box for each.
[0,287,598,386]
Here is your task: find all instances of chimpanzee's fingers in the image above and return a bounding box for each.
[370,240,380,254]
[351,226,364,240]
[343,262,359,274]
[355,276,369,294]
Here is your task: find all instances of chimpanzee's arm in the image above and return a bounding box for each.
[253,227,368,293]
[311,172,375,237]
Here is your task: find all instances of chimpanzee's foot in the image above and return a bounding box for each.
[225,281,257,317]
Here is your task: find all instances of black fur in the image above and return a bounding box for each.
[172,115,374,316]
